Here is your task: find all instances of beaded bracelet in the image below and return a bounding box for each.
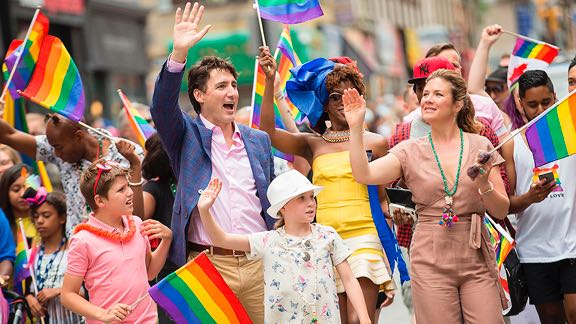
[128,178,144,186]
[478,181,494,195]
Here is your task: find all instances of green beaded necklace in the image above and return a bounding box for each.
[428,128,463,227]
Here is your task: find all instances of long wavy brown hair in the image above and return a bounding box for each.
[426,69,482,134]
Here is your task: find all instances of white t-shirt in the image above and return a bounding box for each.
[247,224,351,323]
[513,135,576,263]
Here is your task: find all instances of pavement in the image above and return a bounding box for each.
[377,271,411,323]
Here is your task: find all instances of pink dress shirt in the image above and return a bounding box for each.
[187,115,267,245]
[165,57,267,245]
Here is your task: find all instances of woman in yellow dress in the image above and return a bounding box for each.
[258,47,405,323]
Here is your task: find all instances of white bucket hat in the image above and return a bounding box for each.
[266,170,323,219]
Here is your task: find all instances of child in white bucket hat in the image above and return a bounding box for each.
[197,170,370,323]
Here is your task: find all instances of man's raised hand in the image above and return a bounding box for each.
[171,2,212,63]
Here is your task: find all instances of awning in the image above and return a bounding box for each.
[171,32,255,91]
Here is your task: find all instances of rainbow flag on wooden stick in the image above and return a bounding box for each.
[149,252,252,324]
[526,91,576,167]
[257,0,323,24]
[118,89,155,148]
[275,25,305,125]
[249,60,294,161]
[1,12,49,99]
[507,37,559,88]
[17,35,85,122]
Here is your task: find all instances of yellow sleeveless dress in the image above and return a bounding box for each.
[313,151,393,293]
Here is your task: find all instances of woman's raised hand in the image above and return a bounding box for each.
[343,88,366,130]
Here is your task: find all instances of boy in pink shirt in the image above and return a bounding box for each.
[61,158,172,323]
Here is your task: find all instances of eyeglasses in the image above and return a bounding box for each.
[485,84,505,94]
[328,92,343,103]
[93,161,120,196]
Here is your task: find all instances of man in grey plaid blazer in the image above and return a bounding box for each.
[150,3,275,322]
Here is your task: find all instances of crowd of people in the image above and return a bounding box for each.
[0,2,574,323]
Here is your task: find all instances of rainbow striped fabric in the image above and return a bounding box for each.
[258,0,323,24]
[507,37,559,88]
[276,25,304,124]
[149,252,252,324]
[483,216,515,268]
[1,12,49,99]
[526,91,576,167]
[14,225,30,283]
[250,60,294,161]
[118,89,155,148]
[17,35,85,122]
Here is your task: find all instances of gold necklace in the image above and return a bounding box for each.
[321,127,351,143]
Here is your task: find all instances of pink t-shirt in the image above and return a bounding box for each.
[67,215,157,324]
[469,94,508,137]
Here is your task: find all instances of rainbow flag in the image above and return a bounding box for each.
[17,35,85,122]
[149,252,252,324]
[525,91,576,167]
[118,89,155,148]
[484,216,515,268]
[507,37,559,88]
[249,60,294,161]
[258,0,323,24]
[483,216,500,251]
[1,12,49,99]
[275,25,305,125]
[14,226,30,283]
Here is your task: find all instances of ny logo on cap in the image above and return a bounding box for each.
[419,63,430,76]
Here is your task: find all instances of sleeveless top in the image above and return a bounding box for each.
[312,151,376,239]
[513,135,576,263]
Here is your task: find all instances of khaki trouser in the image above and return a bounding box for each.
[188,251,264,324]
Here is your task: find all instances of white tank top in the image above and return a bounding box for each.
[513,135,576,263]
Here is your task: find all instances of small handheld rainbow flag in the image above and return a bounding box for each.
[14,224,31,283]
[507,36,559,88]
[484,216,515,268]
[525,90,576,167]
[275,25,305,125]
[148,252,252,324]
[17,35,85,122]
[1,12,49,99]
[257,0,323,24]
[249,60,294,162]
[117,89,155,148]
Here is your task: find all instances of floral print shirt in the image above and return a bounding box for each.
[248,224,351,323]
[35,129,143,235]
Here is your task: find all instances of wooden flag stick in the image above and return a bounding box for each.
[253,0,268,48]
[78,121,115,141]
[0,7,41,105]
[501,30,560,49]
[130,293,150,309]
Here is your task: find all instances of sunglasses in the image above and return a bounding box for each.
[328,92,343,103]
[485,84,505,94]
[93,161,121,196]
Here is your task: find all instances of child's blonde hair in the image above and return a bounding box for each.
[273,215,285,229]
[80,159,129,211]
